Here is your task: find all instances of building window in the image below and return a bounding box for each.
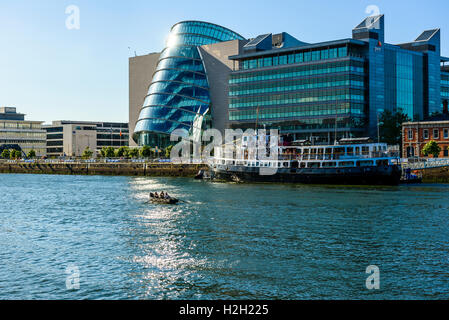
[444,149,449,157]
[433,129,439,139]
[423,129,429,140]
[444,129,449,139]
[408,129,413,140]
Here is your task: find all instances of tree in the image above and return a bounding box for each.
[101,146,115,158]
[165,145,173,158]
[422,140,441,158]
[140,145,152,158]
[115,146,130,158]
[128,148,140,158]
[379,109,411,146]
[1,149,10,159]
[27,150,36,159]
[100,147,107,158]
[82,147,94,159]
[9,149,22,160]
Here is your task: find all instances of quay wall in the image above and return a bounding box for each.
[421,167,449,183]
[0,162,206,177]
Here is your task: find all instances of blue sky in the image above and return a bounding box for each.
[1,0,449,123]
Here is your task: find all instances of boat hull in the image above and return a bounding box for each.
[210,164,401,186]
[150,198,179,205]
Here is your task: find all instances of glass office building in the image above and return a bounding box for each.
[228,15,448,143]
[133,21,244,148]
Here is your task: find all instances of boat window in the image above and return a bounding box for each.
[376,160,388,166]
[283,162,289,167]
[325,148,333,160]
[355,147,360,155]
[317,148,324,160]
[308,162,321,168]
[322,162,337,168]
[362,146,369,155]
[303,149,309,159]
[347,147,354,156]
[256,162,259,167]
[357,160,373,167]
[339,161,355,167]
[334,148,345,159]
[300,162,306,168]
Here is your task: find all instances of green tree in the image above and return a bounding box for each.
[102,146,115,158]
[165,145,173,158]
[140,145,152,158]
[128,148,140,158]
[27,149,36,159]
[10,149,22,159]
[422,140,441,158]
[115,146,130,158]
[9,149,16,160]
[379,109,411,146]
[1,149,10,159]
[82,147,94,159]
[100,147,107,158]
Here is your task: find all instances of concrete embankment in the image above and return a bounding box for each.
[421,167,449,183]
[0,162,206,177]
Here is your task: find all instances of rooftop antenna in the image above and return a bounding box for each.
[128,47,137,57]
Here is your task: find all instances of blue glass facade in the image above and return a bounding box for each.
[133,21,244,147]
[227,15,448,142]
[229,42,368,143]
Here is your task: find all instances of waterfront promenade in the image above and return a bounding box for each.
[0,159,206,177]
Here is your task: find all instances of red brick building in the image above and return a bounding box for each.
[402,120,449,158]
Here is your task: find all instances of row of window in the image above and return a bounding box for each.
[0,122,43,129]
[229,88,365,109]
[441,87,449,97]
[167,34,229,47]
[230,61,364,85]
[0,131,46,139]
[239,47,348,70]
[229,103,365,121]
[233,116,366,130]
[407,128,449,140]
[230,80,364,97]
[0,141,46,147]
[171,21,244,42]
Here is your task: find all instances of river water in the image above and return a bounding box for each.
[1,174,449,300]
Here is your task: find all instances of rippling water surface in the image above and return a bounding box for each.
[1,174,449,299]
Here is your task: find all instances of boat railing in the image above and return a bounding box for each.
[278,151,397,161]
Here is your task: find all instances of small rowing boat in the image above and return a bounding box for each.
[150,197,179,205]
[149,192,179,205]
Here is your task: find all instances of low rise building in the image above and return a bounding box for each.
[402,108,449,158]
[0,107,46,156]
[44,121,129,157]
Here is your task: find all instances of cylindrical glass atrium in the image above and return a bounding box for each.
[133,21,245,148]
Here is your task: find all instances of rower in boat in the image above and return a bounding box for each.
[149,191,179,204]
